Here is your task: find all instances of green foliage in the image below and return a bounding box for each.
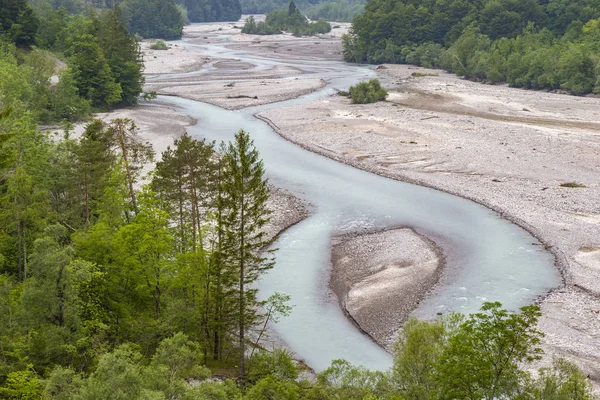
[347,79,388,104]
[241,16,281,35]
[244,376,302,399]
[0,365,44,399]
[344,0,600,94]
[241,0,364,22]
[526,358,596,400]
[0,0,39,47]
[121,0,184,39]
[560,182,587,188]
[67,34,122,108]
[248,348,298,384]
[220,129,274,376]
[437,302,543,399]
[242,3,331,36]
[150,40,169,50]
[176,0,241,23]
[96,6,145,106]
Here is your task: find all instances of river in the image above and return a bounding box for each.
[152,32,561,372]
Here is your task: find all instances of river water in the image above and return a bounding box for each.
[154,34,561,372]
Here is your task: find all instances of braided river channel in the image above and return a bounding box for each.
[151,33,561,372]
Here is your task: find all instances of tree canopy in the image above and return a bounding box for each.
[344,0,600,94]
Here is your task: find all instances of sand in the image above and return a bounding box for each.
[141,41,209,75]
[259,64,600,381]
[155,78,325,110]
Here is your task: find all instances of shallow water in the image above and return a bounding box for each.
[156,35,561,372]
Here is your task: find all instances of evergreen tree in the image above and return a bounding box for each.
[0,0,39,47]
[67,34,122,108]
[96,6,144,106]
[220,130,274,377]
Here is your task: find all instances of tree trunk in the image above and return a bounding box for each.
[239,191,245,377]
[115,120,138,213]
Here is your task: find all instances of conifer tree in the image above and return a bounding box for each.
[220,129,274,377]
[95,6,144,106]
[67,34,122,109]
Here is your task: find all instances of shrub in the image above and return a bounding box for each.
[150,40,168,50]
[248,348,298,384]
[560,182,586,188]
[348,79,388,104]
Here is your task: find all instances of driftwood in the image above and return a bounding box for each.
[226,95,258,99]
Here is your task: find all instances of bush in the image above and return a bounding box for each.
[248,348,298,384]
[150,40,169,50]
[348,79,388,104]
[560,182,586,188]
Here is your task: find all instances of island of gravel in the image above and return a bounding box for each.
[331,228,443,350]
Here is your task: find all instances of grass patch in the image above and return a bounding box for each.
[411,72,439,77]
[560,182,586,188]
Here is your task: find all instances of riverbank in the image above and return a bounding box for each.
[258,64,600,380]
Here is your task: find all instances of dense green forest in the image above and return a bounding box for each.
[242,1,331,35]
[0,1,144,120]
[343,0,600,94]
[241,0,364,22]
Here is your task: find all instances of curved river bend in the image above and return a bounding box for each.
[154,34,561,372]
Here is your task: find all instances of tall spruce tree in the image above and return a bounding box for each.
[220,129,273,377]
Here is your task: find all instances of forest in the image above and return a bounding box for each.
[343,0,600,94]
[241,2,331,36]
[29,0,240,40]
[240,0,365,22]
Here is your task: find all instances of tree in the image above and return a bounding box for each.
[348,79,388,104]
[220,129,274,377]
[73,120,117,230]
[525,357,596,400]
[106,119,154,215]
[152,133,217,253]
[67,34,122,108]
[436,302,543,400]
[115,192,174,320]
[95,6,144,106]
[0,0,39,47]
[391,317,451,400]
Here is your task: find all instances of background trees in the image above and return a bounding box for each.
[242,1,332,36]
[343,0,600,94]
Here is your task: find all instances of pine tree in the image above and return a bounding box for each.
[220,129,274,378]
